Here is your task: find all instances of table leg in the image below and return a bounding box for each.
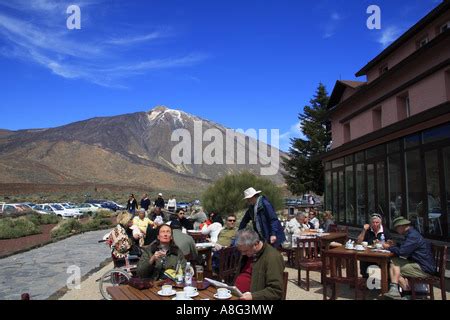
[380,260,389,294]
[206,250,212,272]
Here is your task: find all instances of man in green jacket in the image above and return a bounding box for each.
[234,229,285,300]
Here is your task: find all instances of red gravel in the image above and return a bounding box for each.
[0,224,57,258]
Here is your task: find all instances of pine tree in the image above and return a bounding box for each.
[282,83,331,196]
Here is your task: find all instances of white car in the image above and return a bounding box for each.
[77,203,103,214]
[33,203,82,218]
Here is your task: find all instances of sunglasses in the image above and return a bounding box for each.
[228,219,236,222]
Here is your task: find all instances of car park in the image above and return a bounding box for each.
[32,203,82,218]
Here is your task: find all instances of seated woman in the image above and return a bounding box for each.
[132,209,154,246]
[136,224,186,280]
[357,213,392,277]
[201,212,224,243]
[320,211,335,232]
[108,212,142,266]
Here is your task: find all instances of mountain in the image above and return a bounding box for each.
[0,106,286,192]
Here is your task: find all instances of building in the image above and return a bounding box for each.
[323,1,450,241]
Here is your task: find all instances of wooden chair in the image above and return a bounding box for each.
[296,237,322,291]
[406,244,447,300]
[217,246,241,285]
[322,249,366,300]
[282,271,289,300]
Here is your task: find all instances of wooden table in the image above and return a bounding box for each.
[107,283,239,301]
[329,246,394,294]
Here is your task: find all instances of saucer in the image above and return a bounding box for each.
[157,290,176,297]
[355,247,366,251]
[185,292,199,298]
[214,293,232,300]
[172,297,193,300]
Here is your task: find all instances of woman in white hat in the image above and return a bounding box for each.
[238,187,286,247]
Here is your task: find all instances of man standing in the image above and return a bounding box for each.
[140,194,151,212]
[382,217,436,300]
[154,193,165,209]
[167,195,177,213]
[234,229,285,300]
[126,194,138,216]
[239,187,285,247]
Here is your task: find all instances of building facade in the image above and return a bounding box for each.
[323,1,450,240]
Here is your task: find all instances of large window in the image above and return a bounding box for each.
[345,165,355,224]
[339,170,345,223]
[425,150,443,236]
[377,161,387,219]
[367,164,375,216]
[444,147,450,238]
[333,172,338,213]
[405,150,424,233]
[325,171,332,211]
[356,163,366,226]
[388,154,403,229]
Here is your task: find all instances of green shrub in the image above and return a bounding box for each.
[201,172,284,216]
[0,217,41,239]
[93,210,114,220]
[51,219,83,239]
[27,213,61,225]
[82,218,113,232]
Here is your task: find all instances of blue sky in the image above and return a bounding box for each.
[0,0,442,151]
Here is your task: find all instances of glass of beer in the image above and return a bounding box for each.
[195,265,204,282]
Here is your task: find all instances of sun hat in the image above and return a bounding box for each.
[392,217,411,228]
[243,187,262,200]
[158,193,163,196]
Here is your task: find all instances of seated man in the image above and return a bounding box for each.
[285,212,310,243]
[212,214,238,273]
[170,220,198,261]
[234,229,285,300]
[382,217,436,300]
[150,206,169,223]
[188,209,208,230]
[137,224,186,280]
[357,213,392,277]
[175,209,194,230]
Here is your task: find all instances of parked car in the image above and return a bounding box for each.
[100,201,125,212]
[284,198,298,207]
[177,202,190,211]
[0,203,33,215]
[32,203,82,218]
[77,203,104,215]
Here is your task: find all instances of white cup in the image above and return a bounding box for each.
[162,285,173,295]
[375,243,383,249]
[217,288,231,298]
[184,286,198,297]
[355,245,364,250]
[361,241,368,247]
[176,291,187,300]
[318,229,324,233]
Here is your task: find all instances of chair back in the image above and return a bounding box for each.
[282,271,289,300]
[295,237,320,263]
[322,249,358,284]
[432,244,447,279]
[218,246,241,285]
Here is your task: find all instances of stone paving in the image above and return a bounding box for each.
[0,229,111,300]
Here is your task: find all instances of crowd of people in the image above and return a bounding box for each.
[106,190,439,301]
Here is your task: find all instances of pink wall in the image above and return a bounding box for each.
[330,36,450,149]
[366,11,450,83]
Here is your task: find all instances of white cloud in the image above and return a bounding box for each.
[377,26,401,48]
[322,12,343,39]
[279,123,306,152]
[0,1,206,87]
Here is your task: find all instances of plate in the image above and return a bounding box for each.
[214,293,232,300]
[172,297,193,301]
[157,290,177,297]
[355,247,366,251]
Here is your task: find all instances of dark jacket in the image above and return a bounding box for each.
[137,241,186,280]
[234,242,285,300]
[126,199,138,211]
[155,198,165,209]
[140,198,151,211]
[389,227,436,275]
[239,196,286,247]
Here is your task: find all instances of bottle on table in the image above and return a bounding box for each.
[184,262,194,286]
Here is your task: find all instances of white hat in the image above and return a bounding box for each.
[243,187,262,200]
[158,193,163,196]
